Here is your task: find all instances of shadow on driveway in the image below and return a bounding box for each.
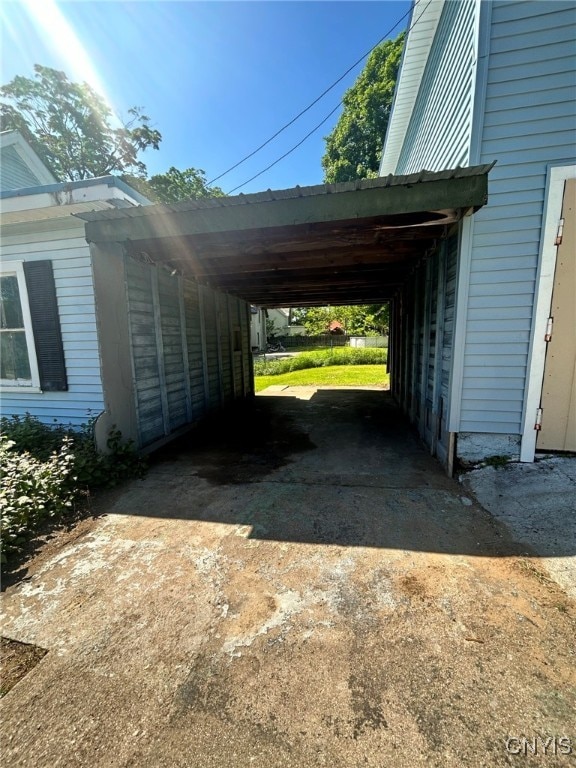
[100,388,572,558]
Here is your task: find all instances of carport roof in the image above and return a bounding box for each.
[77,164,492,307]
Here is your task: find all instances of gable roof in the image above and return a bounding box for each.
[0,130,58,191]
[380,0,445,175]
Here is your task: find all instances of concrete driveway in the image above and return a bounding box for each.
[1,389,575,767]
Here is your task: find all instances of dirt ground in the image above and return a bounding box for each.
[1,388,575,767]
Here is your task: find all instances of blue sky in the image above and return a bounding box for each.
[2,1,410,194]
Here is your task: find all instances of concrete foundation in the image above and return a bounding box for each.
[456,432,521,464]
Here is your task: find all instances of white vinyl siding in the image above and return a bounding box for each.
[1,145,42,191]
[395,0,476,174]
[0,224,104,426]
[459,0,576,433]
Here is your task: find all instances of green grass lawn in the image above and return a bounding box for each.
[253,347,387,377]
[255,365,389,392]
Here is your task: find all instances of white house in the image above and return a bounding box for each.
[8,29,567,475]
[380,0,575,464]
[0,132,255,450]
[1,130,58,191]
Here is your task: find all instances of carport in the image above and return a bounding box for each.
[78,165,490,468]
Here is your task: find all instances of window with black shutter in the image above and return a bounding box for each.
[23,261,67,391]
[0,260,67,391]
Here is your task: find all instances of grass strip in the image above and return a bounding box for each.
[254,347,387,377]
[255,365,389,392]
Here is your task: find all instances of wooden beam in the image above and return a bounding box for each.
[208,264,409,286]
[128,220,447,263]
[171,243,436,276]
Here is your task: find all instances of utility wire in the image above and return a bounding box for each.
[225,0,433,195]
[226,102,342,195]
[207,4,414,187]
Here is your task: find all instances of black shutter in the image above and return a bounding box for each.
[23,260,68,391]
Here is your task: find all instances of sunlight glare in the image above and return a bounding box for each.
[19,0,119,120]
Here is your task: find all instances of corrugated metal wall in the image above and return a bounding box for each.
[395,0,476,174]
[460,0,576,434]
[391,232,459,467]
[1,223,105,426]
[125,256,252,449]
[384,0,576,460]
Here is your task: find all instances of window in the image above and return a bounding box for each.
[1,260,67,392]
[0,262,40,389]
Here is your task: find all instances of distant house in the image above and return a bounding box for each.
[250,306,266,351]
[0,131,254,451]
[266,307,288,333]
[250,307,305,350]
[380,0,575,463]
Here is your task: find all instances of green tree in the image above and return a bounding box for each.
[322,32,404,183]
[131,166,224,204]
[293,304,389,336]
[0,64,161,181]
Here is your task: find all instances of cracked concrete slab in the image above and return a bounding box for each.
[462,456,576,599]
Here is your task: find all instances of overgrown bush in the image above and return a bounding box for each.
[0,415,145,562]
[253,347,387,377]
[0,436,76,562]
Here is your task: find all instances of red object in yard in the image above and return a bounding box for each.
[328,320,345,334]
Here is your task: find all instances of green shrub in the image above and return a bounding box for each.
[0,435,76,562]
[0,413,68,461]
[253,347,387,376]
[0,415,145,562]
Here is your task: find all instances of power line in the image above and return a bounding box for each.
[225,0,433,195]
[207,4,414,187]
[226,103,341,195]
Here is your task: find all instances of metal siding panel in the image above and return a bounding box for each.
[183,279,205,420]
[219,295,233,402]
[490,1,571,24]
[462,402,524,417]
[473,229,541,249]
[396,0,476,174]
[483,100,572,128]
[436,232,458,461]
[459,1,576,434]
[468,268,537,285]
[488,38,574,71]
[471,256,541,273]
[157,269,187,431]
[467,307,533,322]
[488,54,575,85]
[1,145,41,190]
[485,70,575,100]
[202,289,220,410]
[460,419,521,432]
[240,300,252,394]
[489,19,574,53]
[125,259,164,447]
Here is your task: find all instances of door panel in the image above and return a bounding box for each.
[537,178,576,451]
